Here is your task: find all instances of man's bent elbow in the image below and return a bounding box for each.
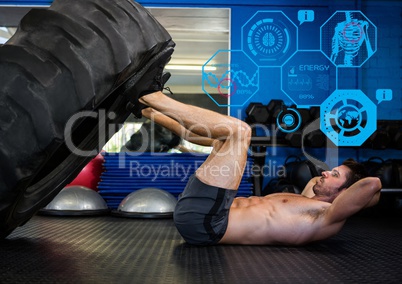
[368,177,382,193]
[364,177,382,208]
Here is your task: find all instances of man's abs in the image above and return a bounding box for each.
[220,193,336,245]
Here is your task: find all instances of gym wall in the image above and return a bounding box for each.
[1,0,401,191]
[141,0,400,187]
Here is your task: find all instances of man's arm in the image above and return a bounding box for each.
[324,177,382,224]
[301,177,320,198]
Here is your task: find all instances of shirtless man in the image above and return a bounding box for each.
[137,91,382,246]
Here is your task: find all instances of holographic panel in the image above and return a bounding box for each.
[281,50,336,106]
[320,90,377,146]
[320,11,377,67]
[241,11,298,67]
[202,50,259,107]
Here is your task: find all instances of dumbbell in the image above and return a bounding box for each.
[361,157,384,177]
[246,102,270,124]
[393,128,402,149]
[309,106,320,121]
[267,99,284,124]
[385,124,402,149]
[365,125,391,149]
[285,130,302,147]
[290,105,311,128]
[285,126,326,148]
[304,129,326,148]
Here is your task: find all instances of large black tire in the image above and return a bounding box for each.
[0,0,175,237]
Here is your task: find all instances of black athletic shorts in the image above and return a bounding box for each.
[173,174,237,246]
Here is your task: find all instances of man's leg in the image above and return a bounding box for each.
[140,91,251,190]
[141,107,215,148]
[140,91,251,245]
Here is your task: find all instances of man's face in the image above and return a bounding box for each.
[312,165,350,198]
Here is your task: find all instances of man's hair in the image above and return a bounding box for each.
[341,158,368,189]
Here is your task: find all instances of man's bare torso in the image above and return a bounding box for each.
[219,193,345,245]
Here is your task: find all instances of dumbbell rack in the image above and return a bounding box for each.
[246,100,402,195]
[249,137,402,196]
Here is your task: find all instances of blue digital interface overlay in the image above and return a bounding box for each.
[281,50,336,106]
[376,89,393,104]
[241,11,298,67]
[201,9,390,147]
[298,10,315,25]
[276,107,302,133]
[320,11,377,67]
[202,50,259,107]
[320,90,377,146]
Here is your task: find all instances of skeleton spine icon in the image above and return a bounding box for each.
[330,11,374,66]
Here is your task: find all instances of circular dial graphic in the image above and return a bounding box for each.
[247,19,290,59]
[321,90,376,146]
[276,108,302,133]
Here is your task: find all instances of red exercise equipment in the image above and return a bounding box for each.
[68,154,105,191]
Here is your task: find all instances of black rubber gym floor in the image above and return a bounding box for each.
[1,208,402,284]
